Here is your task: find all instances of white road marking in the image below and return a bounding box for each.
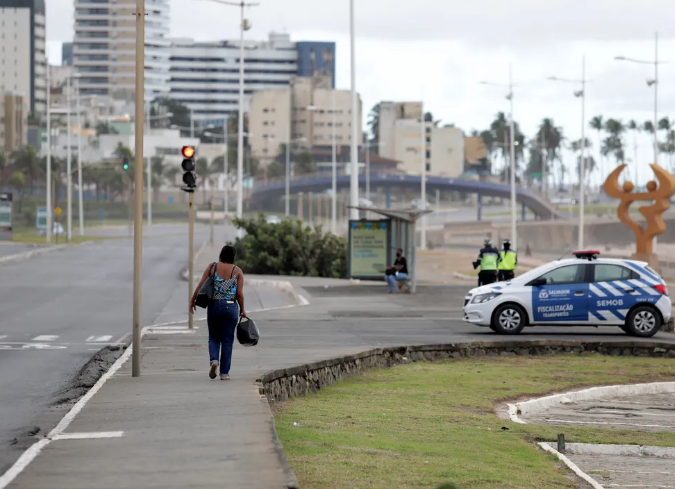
[32,335,58,341]
[0,335,6,341]
[538,443,604,489]
[52,431,123,440]
[0,440,50,488]
[85,335,113,342]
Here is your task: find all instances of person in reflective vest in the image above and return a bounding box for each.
[472,239,501,286]
[497,239,517,281]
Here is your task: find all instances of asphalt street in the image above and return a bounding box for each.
[0,223,221,471]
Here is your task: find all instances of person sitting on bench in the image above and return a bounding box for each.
[385,249,408,293]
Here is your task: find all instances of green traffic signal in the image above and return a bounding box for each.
[122,157,129,171]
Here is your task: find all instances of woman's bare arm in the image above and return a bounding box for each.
[236,269,246,317]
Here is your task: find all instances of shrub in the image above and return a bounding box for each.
[230,215,347,278]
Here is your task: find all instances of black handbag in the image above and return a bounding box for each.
[195,262,216,309]
[236,316,260,347]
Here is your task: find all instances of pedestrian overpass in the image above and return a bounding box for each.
[250,173,564,220]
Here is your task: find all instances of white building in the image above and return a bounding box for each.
[392,119,464,177]
[168,32,298,123]
[73,0,170,100]
[0,0,47,117]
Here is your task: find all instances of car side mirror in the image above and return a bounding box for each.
[530,277,547,286]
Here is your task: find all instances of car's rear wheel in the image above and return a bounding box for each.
[491,304,526,334]
[626,306,661,338]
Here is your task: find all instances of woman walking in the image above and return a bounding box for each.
[190,245,246,380]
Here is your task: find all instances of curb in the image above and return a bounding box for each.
[247,279,310,307]
[259,339,675,403]
[0,241,95,267]
[506,380,675,424]
[180,240,209,280]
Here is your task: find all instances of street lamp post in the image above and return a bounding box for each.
[548,55,588,249]
[46,59,52,243]
[199,0,259,236]
[615,31,662,166]
[349,0,359,220]
[480,68,518,250]
[284,136,306,218]
[76,76,84,236]
[66,75,72,242]
[307,103,339,233]
[420,103,427,250]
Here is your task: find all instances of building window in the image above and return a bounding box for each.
[426,150,430,158]
[263,108,268,113]
[426,163,430,172]
[263,121,268,126]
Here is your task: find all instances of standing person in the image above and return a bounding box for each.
[190,244,246,381]
[497,238,517,281]
[472,239,500,286]
[384,248,408,293]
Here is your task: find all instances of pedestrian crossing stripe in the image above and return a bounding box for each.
[85,335,113,342]
[32,335,59,341]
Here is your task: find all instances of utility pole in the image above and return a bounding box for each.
[66,75,72,242]
[508,64,517,251]
[420,103,427,250]
[146,100,152,231]
[188,191,195,329]
[76,77,84,236]
[131,0,146,378]
[331,89,337,234]
[46,57,52,243]
[349,0,359,220]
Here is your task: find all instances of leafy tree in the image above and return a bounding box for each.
[196,157,211,202]
[0,151,7,186]
[230,215,347,278]
[7,172,27,211]
[602,119,626,165]
[10,145,40,195]
[489,112,525,180]
[96,122,118,135]
[153,98,191,131]
[296,151,316,175]
[150,156,166,202]
[267,161,284,179]
[535,119,565,189]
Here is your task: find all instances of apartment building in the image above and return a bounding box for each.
[248,75,362,164]
[0,0,47,117]
[73,0,170,100]
[378,101,422,160]
[0,92,28,152]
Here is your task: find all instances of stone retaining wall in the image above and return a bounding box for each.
[260,340,675,403]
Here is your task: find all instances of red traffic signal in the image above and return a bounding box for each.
[181,146,195,158]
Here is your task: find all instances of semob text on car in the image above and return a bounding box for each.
[463,250,671,337]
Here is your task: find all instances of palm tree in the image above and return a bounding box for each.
[570,137,593,184]
[6,172,27,211]
[589,115,604,177]
[150,156,166,203]
[536,119,565,191]
[604,119,626,166]
[626,120,640,181]
[195,157,210,203]
[658,117,672,168]
[661,130,675,172]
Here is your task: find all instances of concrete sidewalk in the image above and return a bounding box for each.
[6,280,675,489]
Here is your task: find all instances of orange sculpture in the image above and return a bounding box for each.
[603,163,675,266]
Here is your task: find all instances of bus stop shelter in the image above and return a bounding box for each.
[347,206,432,293]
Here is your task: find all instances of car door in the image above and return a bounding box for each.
[529,264,590,324]
[588,263,642,324]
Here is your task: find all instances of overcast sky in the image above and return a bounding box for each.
[46,0,675,184]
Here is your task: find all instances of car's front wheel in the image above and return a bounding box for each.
[491,304,526,334]
[626,306,661,338]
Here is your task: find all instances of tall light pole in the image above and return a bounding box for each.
[420,104,427,250]
[548,55,588,248]
[131,0,146,378]
[146,99,152,231]
[66,74,72,242]
[76,76,84,236]
[46,59,52,243]
[285,136,306,217]
[480,67,518,250]
[349,0,359,220]
[615,31,662,166]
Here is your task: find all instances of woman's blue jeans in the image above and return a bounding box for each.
[207,301,239,375]
[385,273,408,292]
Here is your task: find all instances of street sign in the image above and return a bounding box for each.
[0,193,13,241]
[54,206,63,217]
[36,206,47,233]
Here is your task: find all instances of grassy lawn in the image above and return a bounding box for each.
[274,355,675,489]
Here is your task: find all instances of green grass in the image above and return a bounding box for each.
[274,355,675,489]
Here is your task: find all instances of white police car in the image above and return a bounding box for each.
[463,250,671,337]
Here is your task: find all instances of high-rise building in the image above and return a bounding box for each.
[0,92,28,152]
[73,0,170,100]
[168,32,298,124]
[248,75,362,164]
[61,42,73,66]
[0,0,47,118]
[295,41,335,88]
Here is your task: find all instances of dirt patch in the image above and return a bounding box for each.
[50,343,128,408]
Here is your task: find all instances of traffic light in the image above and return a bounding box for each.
[181,146,196,192]
[122,157,129,171]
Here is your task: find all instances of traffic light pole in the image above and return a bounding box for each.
[131,0,145,378]
[188,191,195,330]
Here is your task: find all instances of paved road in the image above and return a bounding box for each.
[0,223,218,471]
[0,244,44,259]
